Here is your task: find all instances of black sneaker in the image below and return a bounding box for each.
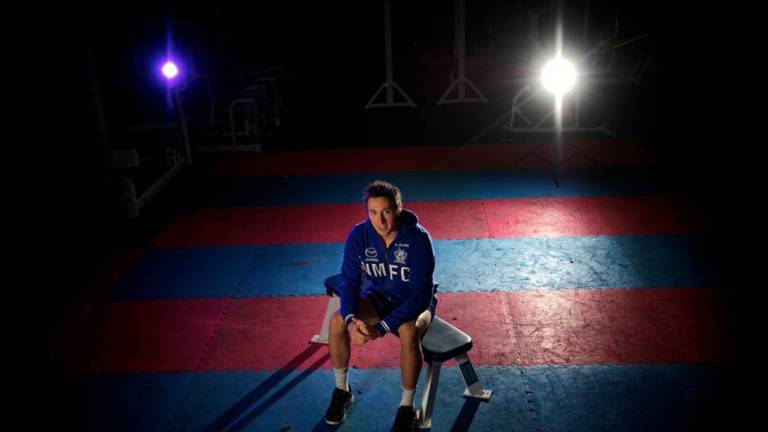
[324,386,354,425]
[390,405,417,432]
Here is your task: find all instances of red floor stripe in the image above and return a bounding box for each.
[152,196,703,247]
[481,195,703,238]
[209,140,654,177]
[57,288,730,374]
[56,299,230,374]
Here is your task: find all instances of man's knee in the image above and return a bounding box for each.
[398,321,419,346]
[330,314,347,334]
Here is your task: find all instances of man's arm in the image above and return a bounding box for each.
[338,227,364,325]
[374,235,435,336]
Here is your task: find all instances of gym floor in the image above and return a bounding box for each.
[51,140,747,431]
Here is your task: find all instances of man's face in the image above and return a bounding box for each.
[367,196,398,238]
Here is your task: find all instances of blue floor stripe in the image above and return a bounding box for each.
[65,364,731,432]
[110,235,714,300]
[65,372,193,432]
[111,246,257,300]
[191,168,667,207]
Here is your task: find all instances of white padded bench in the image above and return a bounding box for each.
[311,274,492,429]
[309,274,343,344]
[417,316,492,428]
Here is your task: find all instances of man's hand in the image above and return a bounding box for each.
[348,318,379,345]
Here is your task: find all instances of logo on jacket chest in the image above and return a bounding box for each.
[393,247,407,264]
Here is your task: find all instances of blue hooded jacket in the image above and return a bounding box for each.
[338,209,437,336]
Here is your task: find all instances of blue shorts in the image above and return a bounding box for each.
[323,274,438,337]
[361,289,438,337]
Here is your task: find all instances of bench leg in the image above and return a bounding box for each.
[455,353,492,400]
[310,294,340,344]
[417,361,442,429]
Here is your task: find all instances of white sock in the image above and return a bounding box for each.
[333,367,349,391]
[400,386,415,407]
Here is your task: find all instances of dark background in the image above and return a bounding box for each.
[17,1,758,427]
[45,0,753,256]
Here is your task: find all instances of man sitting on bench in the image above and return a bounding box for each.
[324,180,438,432]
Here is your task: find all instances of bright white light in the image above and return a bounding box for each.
[162,61,179,79]
[541,57,577,95]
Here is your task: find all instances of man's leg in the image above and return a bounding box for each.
[325,297,380,425]
[329,296,381,370]
[390,310,432,431]
[329,313,350,370]
[398,309,432,392]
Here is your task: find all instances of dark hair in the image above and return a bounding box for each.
[363,180,402,213]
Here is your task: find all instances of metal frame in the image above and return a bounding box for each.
[437,0,487,105]
[365,0,416,109]
[198,72,286,153]
[200,85,265,153]
[507,82,616,138]
[506,30,649,138]
[417,339,491,430]
[121,157,187,218]
[119,87,193,217]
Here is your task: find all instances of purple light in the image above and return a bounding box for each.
[161,61,179,79]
